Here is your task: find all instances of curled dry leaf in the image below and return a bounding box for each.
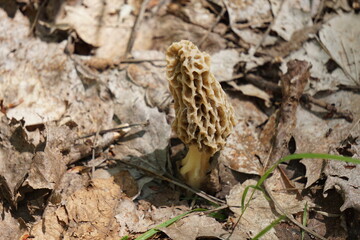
[0,117,34,205]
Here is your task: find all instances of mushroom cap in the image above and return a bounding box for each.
[166,40,235,155]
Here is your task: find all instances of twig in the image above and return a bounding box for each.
[219,73,244,83]
[245,73,281,94]
[253,0,286,53]
[198,2,227,47]
[337,84,360,93]
[313,0,325,23]
[29,0,49,36]
[125,0,150,57]
[301,94,353,122]
[110,158,226,206]
[77,121,149,140]
[120,58,165,64]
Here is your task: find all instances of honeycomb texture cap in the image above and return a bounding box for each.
[166,40,235,155]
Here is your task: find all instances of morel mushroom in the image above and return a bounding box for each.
[166,40,235,188]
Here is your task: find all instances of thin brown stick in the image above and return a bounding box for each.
[29,0,49,36]
[253,0,286,53]
[120,58,165,64]
[219,73,244,82]
[198,2,227,47]
[337,84,360,93]
[77,121,149,140]
[301,94,353,122]
[110,158,226,206]
[245,74,281,94]
[125,0,151,57]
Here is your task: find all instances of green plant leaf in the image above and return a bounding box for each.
[133,208,207,240]
[252,215,286,240]
[239,153,360,237]
[301,202,308,240]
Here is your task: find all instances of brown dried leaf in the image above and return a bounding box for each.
[116,200,188,236]
[211,49,240,81]
[168,0,216,29]
[324,127,360,211]
[135,14,226,54]
[319,13,360,85]
[160,214,228,240]
[225,0,272,36]
[55,0,134,59]
[227,180,279,240]
[324,158,360,211]
[0,117,33,205]
[107,69,171,173]
[219,94,267,176]
[0,203,24,239]
[270,0,312,41]
[31,177,122,239]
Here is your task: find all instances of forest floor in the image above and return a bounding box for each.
[0,0,360,239]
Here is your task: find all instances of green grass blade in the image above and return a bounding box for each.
[301,202,308,240]
[252,215,286,240]
[257,153,360,188]
[239,153,359,231]
[241,185,265,211]
[133,208,207,240]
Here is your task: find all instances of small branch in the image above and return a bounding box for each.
[301,94,353,122]
[29,0,49,36]
[245,74,281,94]
[198,2,227,47]
[77,121,149,140]
[125,0,151,57]
[337,84,360,93]
[253,0,286,53]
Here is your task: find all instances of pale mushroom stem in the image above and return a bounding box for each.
[179,144,212,189]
